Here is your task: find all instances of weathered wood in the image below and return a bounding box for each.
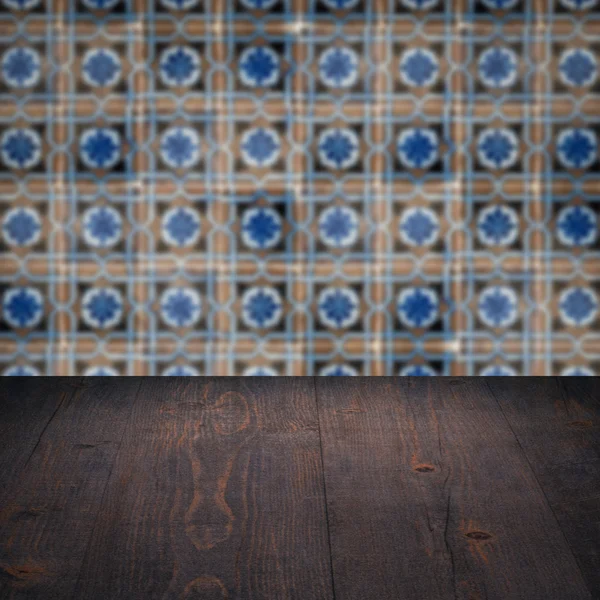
[316,377,591,600]
[74,378,333,600]
[0,378,141,599]
[0,378,80,508]
[488,377,600,598]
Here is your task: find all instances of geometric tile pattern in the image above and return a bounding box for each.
[1,0,599,375]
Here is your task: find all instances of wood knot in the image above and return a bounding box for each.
[568,420,593,429]
[465,531,492,541]
[414,464,435,473]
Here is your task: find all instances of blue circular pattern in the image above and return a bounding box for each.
[1,128,42,170]
[160,287,202,328]
[241,127,281,168]
[556,205,597,247]
[557,128,597,170]
[162,365,200,376]
[397,287,439,329]
[561,366,595,376]
[399,48,439,87]
[242,206,282,249]
[319,47,359,89]
[242,286,283,329]
[400,0,439,9]
[80,128,121,170]
[82,206,122,248]
[162,206,201,248]
[160,127,201,169]
[3,365,40,376]
[160,0,200,10]
[481,0,519,8]
[320,364,358,376]
[85,366,119,376]
[2,207,42,247]
[480,365,517,376]
[2,47,41,88]
[399,207,439,247]
[477,127,519,170]
[478,285,518,328]
[559,48,597,87]
[399,364,436,376]
[560,0,598,9]
[559,287,598,327]
[320,0,360,10]
[319,206,359,248]
[478,47,518,88]
[82,48,121,88]
[397,128,439,170]
[2,0,40,9]
[82,287,123,329]
[240,0,279,8]
[82,0,120,10]
[244,366,278,376]
[3,287,43,329]
[239,46,280,87]
[477,205,519,247]
[318,287,360,329]
[318,128,360,170]
[159,46,201,88]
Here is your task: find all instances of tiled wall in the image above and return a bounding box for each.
[1,0,599,375]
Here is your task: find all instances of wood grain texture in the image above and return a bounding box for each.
[487,377,600,599]
[0,377,141,599]
[73,378,333,600]
[316,377,592,600]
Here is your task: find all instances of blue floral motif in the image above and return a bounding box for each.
[478,286,518,328]
[159,46,201,87]
[1,128,41,170]
[559,287,598,327]
[481,0,519,8]
[397,287,439,329]
[318,287,360,329]
[82,287,123,329]
[320,0,360,10]
[162,365,200,376]
[477,128,519,170]
[2,207,41,246]
[162,206,201,247]
[3,287,43,328]
[239,46,280,87]
[559,48,597,87]
[319,206,359,248]
[400,0,438,9]
[557,205,597,247]
[84,366,119,376]
[80,128,121,170]
[557,128,597,169]
[399,364,436,376]
[397,128,439,170]
[241,127,281,167]
[82,49,121,88]
[319,47,359,88]
[478,47,518,88]
[242,206,282,249]
[244,366,278,376]
[477,205,519,246]
[160,287,202,328]
[3,365,40,376]
[559,0,598,9]
[399,207,439,247]
[160,127,201,169]
[318,128,359,170]
[480,365,517,376]
[1,47,40,88]
[240,0,279,8]
[320,364,358,376]
[83,206,122,248]
[159,0,200,9]
[242,286,283,329]
[400,48,439,87]
[2,0,41,9]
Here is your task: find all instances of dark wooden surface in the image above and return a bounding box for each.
[0,378,598,600]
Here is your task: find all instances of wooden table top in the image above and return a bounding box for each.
[0,377,598,599]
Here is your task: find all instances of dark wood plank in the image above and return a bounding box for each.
[316,377,591,600]
[0,377,141,599]
[74,377,333,600]
[0,378,80,508]
[487,377,600,598]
